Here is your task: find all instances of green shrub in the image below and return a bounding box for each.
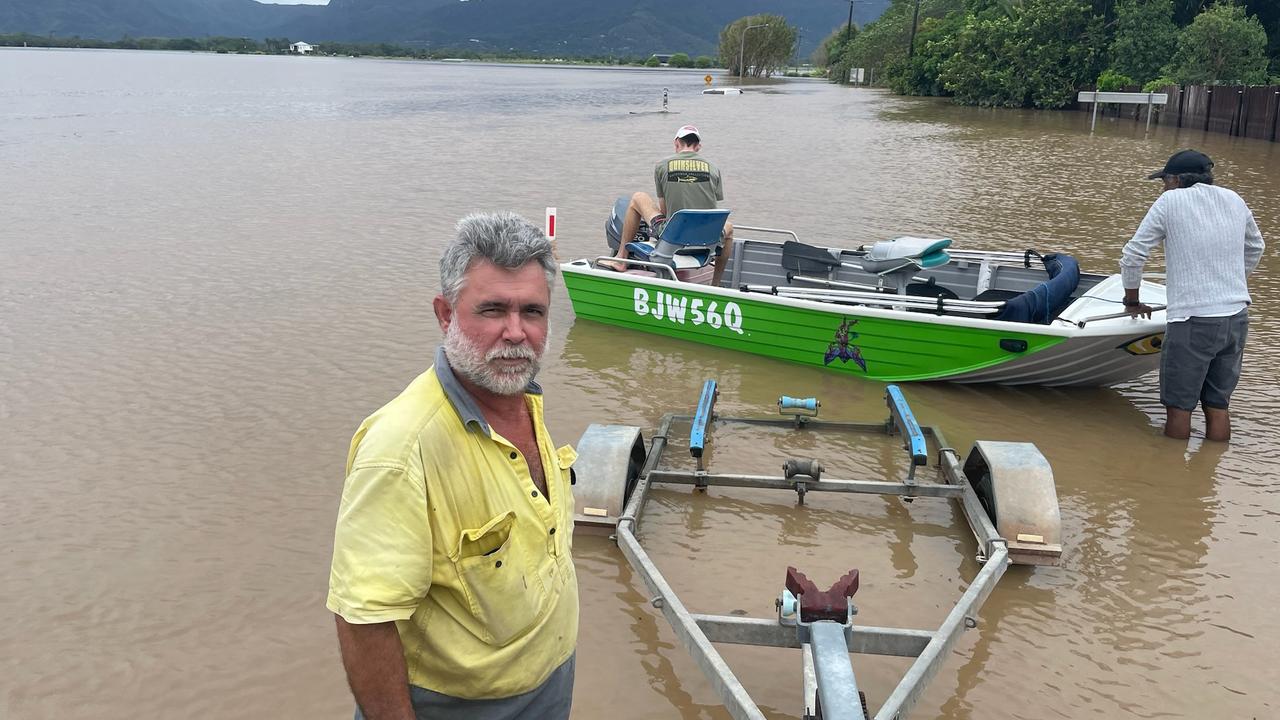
[644,55,661,67]
[668,52,692,68]
[1109,0,1178,85]
[694,55,714,69]
[939,0,1105,109]
[1096,69,1135,91]
[1168,1,1268,85]
[1142,76,1177,92]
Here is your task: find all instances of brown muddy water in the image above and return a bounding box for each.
[2,48,1277,719]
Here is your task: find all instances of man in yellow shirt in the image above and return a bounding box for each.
[328,212,578,719]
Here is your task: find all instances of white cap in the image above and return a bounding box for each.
[674,124,701,141]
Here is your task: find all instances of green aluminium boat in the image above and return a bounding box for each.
[562,226,1168,387]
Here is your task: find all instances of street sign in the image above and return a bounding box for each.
[1077,91,1169,134]
[1077,91,1168,104]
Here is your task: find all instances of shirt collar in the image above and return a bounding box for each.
[434,346,543,437]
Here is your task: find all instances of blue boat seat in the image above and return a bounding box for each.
[860,236,953,274]
[625,209,730,271]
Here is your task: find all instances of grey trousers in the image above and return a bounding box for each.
[1160,309,1248,411]
[354,654,574,720]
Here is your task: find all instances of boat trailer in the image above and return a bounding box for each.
[572,381,1063,720]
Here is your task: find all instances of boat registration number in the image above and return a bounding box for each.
[634,288,745,335]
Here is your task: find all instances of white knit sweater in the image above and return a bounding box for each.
[1121,183,1265,321]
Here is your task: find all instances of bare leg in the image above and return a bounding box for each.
[1203,407,1231,442]
[711,220,735,287]
[1163,407,1192,439]
[601,192,662,271]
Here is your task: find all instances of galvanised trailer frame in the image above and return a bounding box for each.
[572,380,1062,720]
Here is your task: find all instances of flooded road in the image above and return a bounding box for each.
[2,49,1277,719]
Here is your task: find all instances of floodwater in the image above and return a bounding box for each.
[2,49,1277,719]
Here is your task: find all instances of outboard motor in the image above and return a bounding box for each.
[605,196,650,251]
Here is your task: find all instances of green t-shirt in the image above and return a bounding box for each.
[654,151,724,217]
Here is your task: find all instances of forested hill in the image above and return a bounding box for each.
[0,0,891,57]
[0,0,308,40]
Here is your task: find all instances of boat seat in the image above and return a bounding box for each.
[781,240,842,275]
[906,277,959,300]
[625,209,730,271]
[972,288,1023,303]
[860,236,953,274]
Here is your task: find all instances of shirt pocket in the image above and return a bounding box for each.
[452,510,550,646]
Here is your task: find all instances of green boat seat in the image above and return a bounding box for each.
[860,237,953,274]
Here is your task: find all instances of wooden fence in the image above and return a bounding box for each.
[1078,84,1280,142]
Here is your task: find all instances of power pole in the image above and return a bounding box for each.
[908,0,921,58]
[738,22,769,83]
[846,0,855,42]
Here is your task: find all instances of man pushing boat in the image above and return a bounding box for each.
[601,124,735,285]
[1121,149,1265,442]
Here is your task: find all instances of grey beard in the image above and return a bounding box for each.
[443,322,547,396]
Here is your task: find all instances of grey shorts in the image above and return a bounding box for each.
[1160,309,1248,411]
[355,654,574,720]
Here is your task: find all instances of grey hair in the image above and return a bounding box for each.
[1176,172,1214,188]
[439,212,557,303]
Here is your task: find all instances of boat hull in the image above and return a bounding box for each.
[562,261,1165,386]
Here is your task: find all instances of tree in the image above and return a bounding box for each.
[694,55,715,68]
[166,38,200,52]
[886,11,965,95]
[1167,1,1269,85]
[1172,0,1204,24]
[813,24,859,68]
[644,55,661,67]
[830,0,964,86]
[718,14,799,78]
[1108,0,1180,84]
[938,0,1105,108]
[1172,0,1278,68]
[668,52,693,68]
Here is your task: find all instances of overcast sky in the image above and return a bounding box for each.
[257,0,329,5]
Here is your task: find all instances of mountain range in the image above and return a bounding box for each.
[0,0,890,57]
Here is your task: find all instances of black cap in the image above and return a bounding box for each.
[1147,149,1213,180]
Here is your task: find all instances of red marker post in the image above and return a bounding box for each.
[545,206,559,260]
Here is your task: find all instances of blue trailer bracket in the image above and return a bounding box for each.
[690,379,718,460]
[885,385,928,468]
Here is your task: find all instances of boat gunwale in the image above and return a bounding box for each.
[560,258,1166,340]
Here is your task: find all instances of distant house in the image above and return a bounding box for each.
[290,42,316,55]
[650,53,674,65]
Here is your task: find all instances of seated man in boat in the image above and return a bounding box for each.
[601,124,735,285]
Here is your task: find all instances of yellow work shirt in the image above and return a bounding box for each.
[327,348,578,700]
